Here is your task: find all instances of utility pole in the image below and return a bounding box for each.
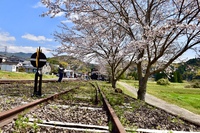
[4,46,7,56]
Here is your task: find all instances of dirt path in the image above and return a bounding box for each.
[118,81,200,126]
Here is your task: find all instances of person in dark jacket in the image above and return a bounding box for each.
[57,64,64,82]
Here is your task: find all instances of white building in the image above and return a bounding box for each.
[42,63,51,74]
[1,62,18,72]
[64,69,74,78]
[23,61,51,74]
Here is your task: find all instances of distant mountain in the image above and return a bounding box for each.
[47,55,97,73]
[176,58,200,68]
[0,52,32,59]
[176,58,200,80]
[185,58,200,66]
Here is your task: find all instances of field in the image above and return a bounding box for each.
[119,80,200,115]
[0,70,56,79]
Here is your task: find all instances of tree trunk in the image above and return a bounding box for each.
[110,65,117,88]
[111,79,117,88]
[137,77,148,101]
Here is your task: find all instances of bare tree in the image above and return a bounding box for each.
[41,0,200,101]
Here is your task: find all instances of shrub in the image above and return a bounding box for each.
[154,72,167,81]
[18,67,26,72]
[192,82,200,88]
[120,73,126,79]
[126,76,135,80]
[184,85,192,88]
[157,78,170,85]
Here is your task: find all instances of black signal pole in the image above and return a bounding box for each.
[30,46,47,97]
[33,69,39,95]
[33,68,42,96]
[33,47,42,96]
[38,69,42,96]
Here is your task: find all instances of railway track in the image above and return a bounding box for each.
[0,80,200,132]
[0,78,74,84]
[0,81,126,132]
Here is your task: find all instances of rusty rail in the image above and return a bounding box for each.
[0,88,75,127]
[0,78,80,84]
[95,83,126,133]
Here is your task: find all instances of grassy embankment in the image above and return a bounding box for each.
[0,70,56,80]
[118,79,200,115]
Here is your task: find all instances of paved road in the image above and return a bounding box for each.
[118,81,200,126]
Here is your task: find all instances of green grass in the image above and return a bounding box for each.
[119,80,200,115]
[0,70,56,79]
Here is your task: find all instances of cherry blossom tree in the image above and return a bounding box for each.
[41,0,200,101]
[52,19,138,88]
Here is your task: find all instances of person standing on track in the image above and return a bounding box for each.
[57,64,64,82]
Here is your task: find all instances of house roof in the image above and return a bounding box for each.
[1,62,19,65]
[6,55,25,62]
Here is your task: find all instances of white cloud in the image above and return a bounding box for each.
[0,31,53,57]
[60,13,79,24]
[3,45,52,57]
[33,2,46,8]
[61,19,72,23]
[69,13,79,20]
[8,46,37,53]
[0,32,16,42]
[54,12,65,17]
[22,34,53,42]
[33,2,65,17]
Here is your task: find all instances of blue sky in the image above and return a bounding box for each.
[0,1,198,60]
[0,1,70,57]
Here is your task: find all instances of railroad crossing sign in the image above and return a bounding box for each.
[30,47,47,68]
